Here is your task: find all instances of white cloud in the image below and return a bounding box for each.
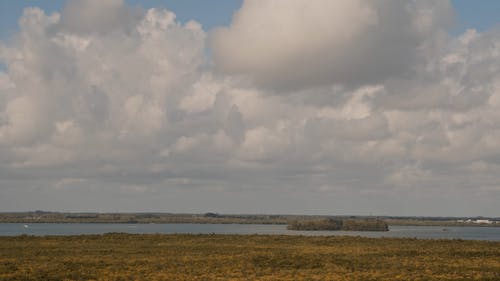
[173,136,200,153]
[211,0,453,90]
[238,124,290,161]
[0,1,499,215]
[179,74,220,113]
[0,96,50,145]
[58,0,142,34]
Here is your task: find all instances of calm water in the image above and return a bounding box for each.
[0,223,499,241]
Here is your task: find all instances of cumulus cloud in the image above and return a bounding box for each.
[0,4,208,167]
[58,0,143,34]
[211,0,453,91]
[0,0,499,215]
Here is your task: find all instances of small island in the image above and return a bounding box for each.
[287,218,389,231]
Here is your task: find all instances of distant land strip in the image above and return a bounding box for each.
[0,211,499,227]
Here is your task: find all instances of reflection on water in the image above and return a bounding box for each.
[0,223,499,241]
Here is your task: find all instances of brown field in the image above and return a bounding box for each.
[1,233,499,280]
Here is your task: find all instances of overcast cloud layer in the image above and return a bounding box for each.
[0,0,499,216]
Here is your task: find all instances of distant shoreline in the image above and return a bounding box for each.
[1,212,499,227]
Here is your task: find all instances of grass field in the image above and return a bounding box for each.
[1,233,499,280]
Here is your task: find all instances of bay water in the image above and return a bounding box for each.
[1,223,499,241]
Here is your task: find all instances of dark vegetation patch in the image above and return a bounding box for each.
[287,218,389,231]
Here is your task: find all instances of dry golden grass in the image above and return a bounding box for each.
[1,233,499,280]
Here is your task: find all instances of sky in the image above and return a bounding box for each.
[0,0,499,216]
